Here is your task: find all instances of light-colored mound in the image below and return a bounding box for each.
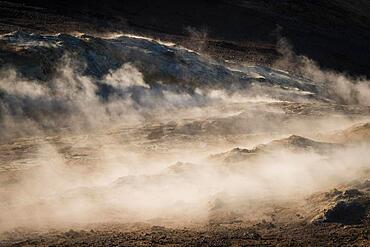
[210,135,340,164]
[329,122,370,143]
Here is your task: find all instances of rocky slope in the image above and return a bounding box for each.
[1,1,370,77]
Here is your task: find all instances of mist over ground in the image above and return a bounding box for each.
[0,32,369,241]
[0,1,369,245]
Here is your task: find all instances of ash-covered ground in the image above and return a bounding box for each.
[0,32,369,246]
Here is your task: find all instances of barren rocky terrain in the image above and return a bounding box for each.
[0,2,369,245]
[1,1,370,76]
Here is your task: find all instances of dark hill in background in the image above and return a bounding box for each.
[1,0,370,77]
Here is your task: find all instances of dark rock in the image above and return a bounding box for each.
[341,189,364,199]
[323,201,367,225]
[64,229,81,238]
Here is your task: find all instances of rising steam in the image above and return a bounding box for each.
[0,32,369,232]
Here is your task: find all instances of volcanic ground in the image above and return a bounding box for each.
[0,30,368,246]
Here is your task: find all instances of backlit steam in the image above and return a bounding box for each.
[0,32,369,232]
[275,38,370,106]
